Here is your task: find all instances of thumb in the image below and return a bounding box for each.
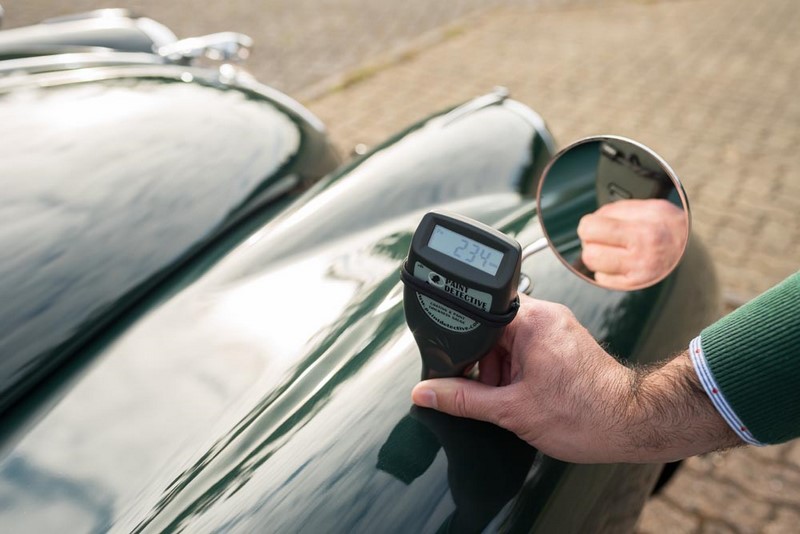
[411,378,507,424]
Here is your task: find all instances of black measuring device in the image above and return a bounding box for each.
[401,210,522,379]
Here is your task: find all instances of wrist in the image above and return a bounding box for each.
[620,352,743,463]
[589,360,641,462]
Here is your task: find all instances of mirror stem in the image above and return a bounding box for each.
[521,237,548,262]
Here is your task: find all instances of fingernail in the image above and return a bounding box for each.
[413,388,438,409]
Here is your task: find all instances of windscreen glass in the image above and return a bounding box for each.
[427,225,503,275]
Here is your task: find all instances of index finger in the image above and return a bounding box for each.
[594,198,680,218]
[577,213,630,247]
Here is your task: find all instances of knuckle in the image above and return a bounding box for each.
[577,216,592,237]
[554,312,571,333]
[452,387,469,418]
[553,302,576,323]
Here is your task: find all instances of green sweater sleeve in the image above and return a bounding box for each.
[700,271,800,444]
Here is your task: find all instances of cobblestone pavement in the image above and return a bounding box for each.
[6,0,798,531]
[298,0,800,532]
[303,0,800,302]
[3,0,588,93]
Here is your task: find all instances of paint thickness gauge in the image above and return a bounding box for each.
[401,210,522,379]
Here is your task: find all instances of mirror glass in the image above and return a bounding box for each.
[536,136,689,290]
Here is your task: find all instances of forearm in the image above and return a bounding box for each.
[411,285,798,465]
[615,272,799,462]
[618,351,743,463]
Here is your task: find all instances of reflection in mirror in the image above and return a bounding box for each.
[536,136,689,291]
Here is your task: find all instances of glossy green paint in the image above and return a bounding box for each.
[0,64,339,412]
[0,92,719,533]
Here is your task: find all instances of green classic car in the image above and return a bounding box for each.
[0,8,718,533]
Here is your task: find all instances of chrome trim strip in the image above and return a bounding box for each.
[0,63,201,90]
[42,9,135,24]
[0,52,165,76]
[435,86,510,127]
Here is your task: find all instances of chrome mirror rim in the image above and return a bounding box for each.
[535,134,691,291]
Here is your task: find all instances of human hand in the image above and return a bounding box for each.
[410,295,741,464]
[577,199,687,290]
[411,294,635,463]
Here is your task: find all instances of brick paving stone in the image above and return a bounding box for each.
[720,449,800,507]
[684,453,725,476]
[654,464,773,533]
[764,507,800,534]
[787,442,800,466]
[742,443,794,463]
[700,519,738,534]
[636,498,700,533]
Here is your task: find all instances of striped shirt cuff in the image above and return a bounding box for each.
[689,335,765,446]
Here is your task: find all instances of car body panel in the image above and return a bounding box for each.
[0,89,719,532]
[0,65,339,412]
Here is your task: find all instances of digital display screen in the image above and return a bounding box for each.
[428,225,504,275]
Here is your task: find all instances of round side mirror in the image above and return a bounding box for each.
[536,136,689,290]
